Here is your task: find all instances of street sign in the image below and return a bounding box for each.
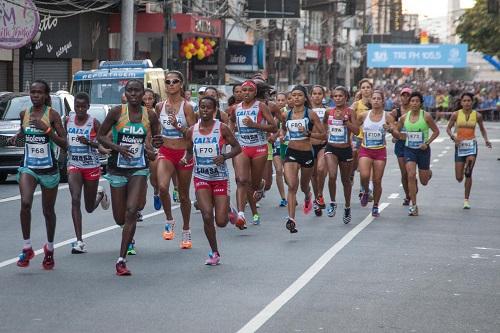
[367,44,468,68]
[0,0,40,49]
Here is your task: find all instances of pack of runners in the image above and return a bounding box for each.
[8,77,492,276]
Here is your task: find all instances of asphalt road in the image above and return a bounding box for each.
[0,123,499,333]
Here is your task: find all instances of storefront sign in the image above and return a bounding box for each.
[0,0,40,49]
[226,43,257,72]
[172,14,222,38]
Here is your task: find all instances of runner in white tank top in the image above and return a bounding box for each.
[66,92,110,254]
[181,96,241,265]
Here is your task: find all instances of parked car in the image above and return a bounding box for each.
[0,91,74,183]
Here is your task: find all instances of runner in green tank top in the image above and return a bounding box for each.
[98,79,161,276]
[394,92,439,216]
[7,80,67,270]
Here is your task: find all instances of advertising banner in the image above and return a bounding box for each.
[367,44,468,68]
[0,0,40,49]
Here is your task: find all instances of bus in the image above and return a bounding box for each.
[71,59,166,105]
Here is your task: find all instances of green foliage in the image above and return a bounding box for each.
[456,0,500,57]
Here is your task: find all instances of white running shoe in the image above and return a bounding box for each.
[98,186,110,210]
[71,240,87,254]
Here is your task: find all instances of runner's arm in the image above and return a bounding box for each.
[446,112,458,141]
[424,112,440,146]
[476,112,492,148]
[309,111,326,141]
[49,109,68,149]
[254,103,277,133]
[97,106,122,152]
[180,127,194,164]
[220,123,241,160]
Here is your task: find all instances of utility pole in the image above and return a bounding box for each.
[330,1,338,87]
[345,27,351,90]
[120,0,134,60]
[319,11,329,86]
[162,0,172,69]
[288,20,298,85]
[217,0,227,85]
[267,20,277,85]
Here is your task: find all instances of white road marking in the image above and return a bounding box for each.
[430,164,433,168]
[0,179,106,204]
[433,159,439,163]
[236,203,390,333]
[445,146,451,150]
[388,193,399,199]
[438,154,444,157]
[434,138,446,143]
[489,139,500,143]
[474,247,500,251]
[0,208,176,269]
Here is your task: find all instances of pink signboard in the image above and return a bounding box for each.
[0,0,40,49]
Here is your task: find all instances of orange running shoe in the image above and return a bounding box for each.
[162,221,175,240]
[180,230,192,249]
[235,214,247,230]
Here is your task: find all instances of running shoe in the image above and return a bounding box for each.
[228,207,238,225]
[153,194,162,210]
[303,192,312,215]
[285,217,298,233]
[136,211,143,222]
[327,202,337,217]
[173,188,179,203]
[463,199,471,210]
[71,240,87,254]
[180,230,192,249]
[235,215,247,230]
[371,206,380,218]
[313,201,322,217]
[343,207,351,224]
[163,222,175,240]
[402,197,411,206]
[360,192,369,207]
[42,244,55,270]
[116,260,131,276]
[127,241,136,255]
[193,200,200,210]
[205,251,221,266]
[368,190,374,202]
[252,214,261,225]
[17,247,35,267]
[98,186,110,210]
[256,203,261,208]
[253,179,266,202]
[279,198,288,207]
[408,205,419,216]
[315,195,326,209]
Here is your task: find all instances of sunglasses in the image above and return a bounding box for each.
[165,79,181,85]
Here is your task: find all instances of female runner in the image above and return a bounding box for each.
[230,80,277,229]
[280,85,325,233]
[323,86,358,223]
[357,90,396,217]
[10,80,67,269]
[181,96,241,265]
[156,71,196,248]
[446,92,491,209]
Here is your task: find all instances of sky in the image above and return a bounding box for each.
[402,0,476,18]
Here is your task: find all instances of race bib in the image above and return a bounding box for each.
[328,119,347,144]
[68,133,90,154]
[406,131,424,149]
[363,130,384,148]
[287,119,308,140]
[195,143,218,164]
[24,133,53,169]
[117,142,145,168]
[160,114,182,138]
[458,139,477,157]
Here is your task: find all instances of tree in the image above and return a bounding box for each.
[456,0,500,58]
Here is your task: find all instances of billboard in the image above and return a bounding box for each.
[367,44,468,68]
[247,0,300,18]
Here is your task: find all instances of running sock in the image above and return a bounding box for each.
[47,242,54,251]
[238,211,245,217]
[117,257,125,263]
[23,239,32,249]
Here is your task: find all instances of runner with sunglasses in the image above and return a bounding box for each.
[181,96,241,265]
[9,80,67,269]
[156,71,196,248]
[98,79,160,275]
[230,80,277,229]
